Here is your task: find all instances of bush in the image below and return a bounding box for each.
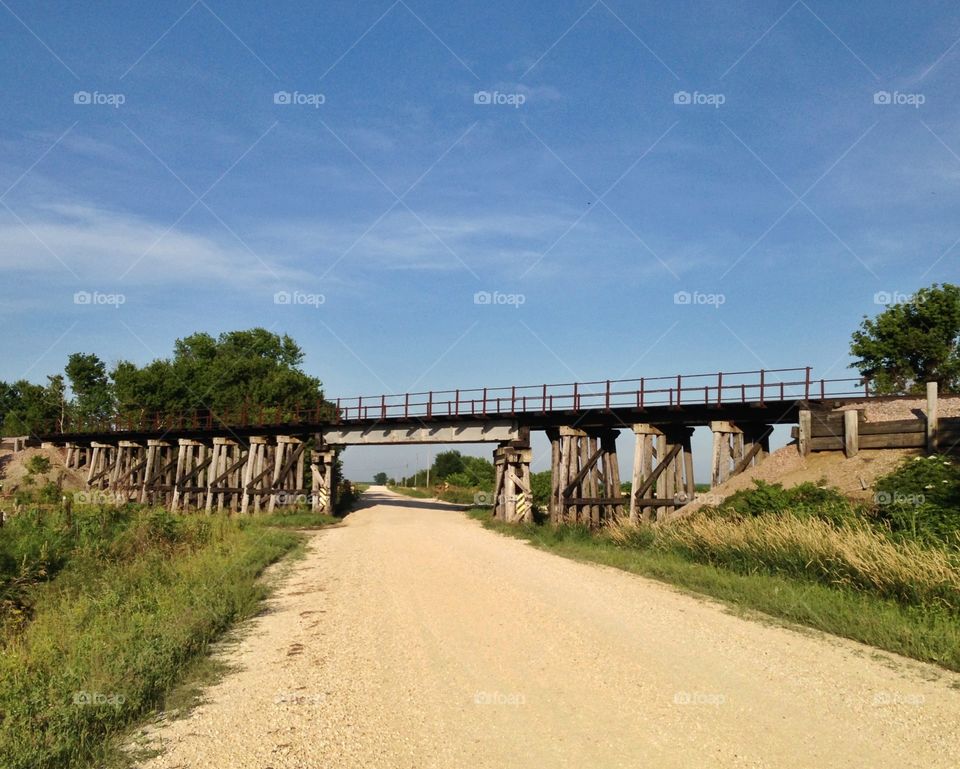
[443,472,474,488]
[873,455,960,543]
[710,479,860,524]
[25,456,51,475]
[531,471,552,506]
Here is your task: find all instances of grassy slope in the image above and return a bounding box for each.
[0,506,338,769]
[468,511,960,673]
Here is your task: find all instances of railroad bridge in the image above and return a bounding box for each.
[31,367,949,525]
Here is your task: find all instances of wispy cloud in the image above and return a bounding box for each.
[0,202,303,287]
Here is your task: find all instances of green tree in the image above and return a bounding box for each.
[373,472,388,484]
[45,374,67,431]
[530,470,552,506]
[431,450,465,480]
[112,328,327,418]
[850,283,960,394]
[0,378,67,435]
[65,353,113,425]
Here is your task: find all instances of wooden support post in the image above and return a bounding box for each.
[798,409,812,456]
[111,441,146,502]
[547,429,560,523]
[710,421,740,488]
[310,446,336,514]
[268,436,304,512]
[927,381,939,453]
[138,440,157,505]
[241,437,266,514]
[682,432,696,503]
[551,427,586,524]
[206,438,244,513]
[140,440,167,505]
[843,410,860,458]
[493,443,532,523]
[87,442,117,490]
[171,441,188,510]
[630,424,661,524]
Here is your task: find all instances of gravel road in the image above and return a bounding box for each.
[139,486,960,769]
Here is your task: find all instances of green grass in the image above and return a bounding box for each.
[468,509,960,673]
[388,485,432,498]
[0,504,334,769]
[388,485,479,505]
[253,510,339,528]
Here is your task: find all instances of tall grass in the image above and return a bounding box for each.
[608,515,960,612]
[0,505,304,769]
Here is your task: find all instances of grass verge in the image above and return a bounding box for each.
[468,509,960,673]
[388,485,478,505]
[0,505,329,769]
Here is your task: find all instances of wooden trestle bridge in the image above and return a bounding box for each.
[34,367,880,525]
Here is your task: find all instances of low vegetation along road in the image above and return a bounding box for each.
[142,487,960,769]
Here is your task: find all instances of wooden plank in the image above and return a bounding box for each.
[858,419,924,435]
[629,431,643,525]
[809,433,926,451]
[844,410,859,458]
[798,410,812,455]
[927,381,939,453]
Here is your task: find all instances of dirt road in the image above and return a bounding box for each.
[140,487,960,768]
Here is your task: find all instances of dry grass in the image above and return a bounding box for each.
[607,515,960,612]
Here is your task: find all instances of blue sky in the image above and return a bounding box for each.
[2,1,959,480]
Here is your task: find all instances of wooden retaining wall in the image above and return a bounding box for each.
[798,384,960,456]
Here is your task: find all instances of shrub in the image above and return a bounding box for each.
[873,455,960,543]
[711,479,859,524]
[443,472,473,488]
[530,471,552,506]
[25,456,51,475]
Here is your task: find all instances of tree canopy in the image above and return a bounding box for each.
[1,328,327,435]
[112,329,324,419]
[850,284,960,394]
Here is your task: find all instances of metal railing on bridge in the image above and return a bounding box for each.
[39,367,871,436]
[333,367,869,422]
